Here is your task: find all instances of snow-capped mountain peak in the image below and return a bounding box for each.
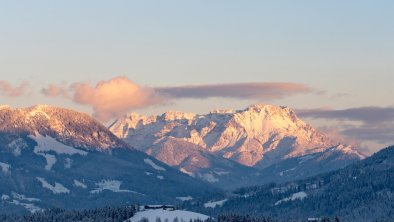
[109,104,364,188]
[0,105,12,110]
[160,111,196,121]
[0,105,129,150]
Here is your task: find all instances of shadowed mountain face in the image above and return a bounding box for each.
[110,104,365,188]
[0,105,217,214]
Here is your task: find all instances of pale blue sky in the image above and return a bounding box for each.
[0,1,393,152]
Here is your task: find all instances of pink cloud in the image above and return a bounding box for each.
[0,80,29,97]
[70,76,163,121]
[41,82,70,98]
[41,77,317,122]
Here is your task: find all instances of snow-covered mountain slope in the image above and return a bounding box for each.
[0,105,217,214]
[0,105,129,150]
[110,104,365,188]
[126,209,209,222]
[144,137,265,188]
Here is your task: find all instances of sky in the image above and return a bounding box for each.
[0,1,393,154]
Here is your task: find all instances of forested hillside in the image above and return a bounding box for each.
[0,206,279,222]
[186,146,394,222]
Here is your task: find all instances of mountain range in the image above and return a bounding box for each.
[110,104,364,188]
[0,104,367,214]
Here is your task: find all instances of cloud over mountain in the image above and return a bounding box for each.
[42,77,163,121]
[298,106,394,124]
[71,77,163,121]
[42,76,315,121]
[155,82,313,100]
[41,82,70,98]
[0,80,29,97]
[298,106,394,147]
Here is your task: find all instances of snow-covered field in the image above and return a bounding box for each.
[36,177,70,194]
[197,173,219,183]
[275,191,307,206]
[176,196,193,201]
[0,162,11,174]
[126,209,209,222]
[3,192,42,213]
[30,133,88,156]
[144,159,166,171]
[73,179,87,189]
[37,153,57,170]
[10,200,42,213]
[90,180,144,195]
[204,199,228,208]
[90,180,132,194]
